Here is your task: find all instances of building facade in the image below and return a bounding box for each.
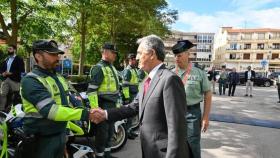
[164,30,214,69]
[214,27,280,72]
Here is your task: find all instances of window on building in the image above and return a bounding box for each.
[258,33,265,40]
[256,53,263,60]
[207,36,213,43]
[271,32,280,39]
[272,53,279,59]
[230,53,236,59]
[244,33,252,40]
[230,43,237,50]
[203,35,207,43]
[243,53,250,59]
[244,43,251,49]
[229,34,238,40]
[257,43,264,49]
[273,43,280,49]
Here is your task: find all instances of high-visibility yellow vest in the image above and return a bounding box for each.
[122,68,139,99]
[22,72,69,115]
[129,69,139,85]
[21,72,83,121]
[87,64,120,108]
[98,65,119,95]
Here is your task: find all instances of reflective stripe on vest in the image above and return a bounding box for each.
[22,72,70,117]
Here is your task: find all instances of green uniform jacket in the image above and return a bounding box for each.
[87,60,120,106]
[21,66,89,135]
[173,66,211,106]
[122,65,139,95]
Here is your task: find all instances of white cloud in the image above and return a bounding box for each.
[176,7,280,33]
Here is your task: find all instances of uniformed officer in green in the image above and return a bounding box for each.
[122,53,139,139]
[172,40,212,158]
[87,43,119,158]
[20,40,95,158]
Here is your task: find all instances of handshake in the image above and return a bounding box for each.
[88,108,107,124]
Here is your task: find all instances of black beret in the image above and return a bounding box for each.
[127,53,136,59]
[103,42,117,53]
[32,40,64,54]
[172,40,194,54]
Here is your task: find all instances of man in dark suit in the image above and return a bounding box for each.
[0,44,25,111]
[91,35,190,158]
[228,68,239,96]
[244,66,255,97]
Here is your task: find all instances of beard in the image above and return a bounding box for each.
[42,59,59,70]
[8,51,14,55]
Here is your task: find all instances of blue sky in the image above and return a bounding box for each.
[167,0,280,33]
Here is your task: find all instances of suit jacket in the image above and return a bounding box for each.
[245,70,255,81]
[0,55,25,82]
[207,70,217,81]
[107,65,190,158]
[228,72,240,84]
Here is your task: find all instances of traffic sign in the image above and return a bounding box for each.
[260,59,268,67]
[63,59,72,69]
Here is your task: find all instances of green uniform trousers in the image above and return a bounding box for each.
[95,101,115,158]
[20,131,66,158]
[186,103,202,158]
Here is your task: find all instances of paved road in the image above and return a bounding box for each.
[112,85,280,158]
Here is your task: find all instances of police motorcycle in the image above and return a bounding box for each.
[0,103,94,158]
[69,82,128,153]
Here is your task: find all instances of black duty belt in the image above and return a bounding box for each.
[187,103,200,110]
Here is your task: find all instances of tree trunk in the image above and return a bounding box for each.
[8,0,18,46]
[78,10,86,76]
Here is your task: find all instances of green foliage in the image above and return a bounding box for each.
[0,45,7,63]
[1,0,178,74]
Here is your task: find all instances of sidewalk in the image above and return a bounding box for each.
[203,86,280,158]
[113,85,280,158]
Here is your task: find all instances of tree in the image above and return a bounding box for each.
[0,0,60,46]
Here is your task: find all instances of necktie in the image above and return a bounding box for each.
[143,77,151,96]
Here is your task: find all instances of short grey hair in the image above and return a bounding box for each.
[137,34,166,62]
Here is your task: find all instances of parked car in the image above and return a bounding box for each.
[238,72,273,87]
[268,72,280,79]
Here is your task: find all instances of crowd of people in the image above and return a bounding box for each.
[207,65,257,97]
[0,35,215,158]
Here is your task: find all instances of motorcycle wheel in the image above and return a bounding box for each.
[111,124,127,152]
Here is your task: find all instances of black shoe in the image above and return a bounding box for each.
[231,94,234,96]
[250,95,253,97]
[130,131,138,137]
[127,133,136,140]
[278,101,280,103]
[245,94,248,97]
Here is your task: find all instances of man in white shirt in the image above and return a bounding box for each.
[244,66,255,97]
[0,44,25,111]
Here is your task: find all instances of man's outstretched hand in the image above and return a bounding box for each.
[89,108,106,124]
